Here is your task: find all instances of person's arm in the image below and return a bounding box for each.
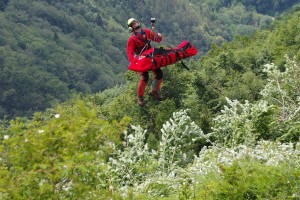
[145,28,162,43]
[153,32,162,42]
[126,38,136,63]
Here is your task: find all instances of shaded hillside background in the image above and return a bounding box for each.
[1,0,299,118]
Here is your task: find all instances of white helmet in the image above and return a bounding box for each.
[127,18,137,28]
[127,18,141,32]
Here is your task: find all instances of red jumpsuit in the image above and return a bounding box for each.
[126,28,163,97]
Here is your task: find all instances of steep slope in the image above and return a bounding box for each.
[0,0,128,117]
[0,9,299,200]
[0,0,298,119]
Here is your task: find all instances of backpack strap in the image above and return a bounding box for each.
[133,29,151,45]
[133,29,151,55]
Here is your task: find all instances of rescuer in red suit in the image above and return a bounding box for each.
[126,18,163,106]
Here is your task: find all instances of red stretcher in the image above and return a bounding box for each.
[128,40,198,72]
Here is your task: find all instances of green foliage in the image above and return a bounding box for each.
[105,137,300,199]
[107,110,206,196]
[261,57,300,120]
[108,125,159,188]
[190,141,300,200]
[210,56,300,147]
[0,3,300,200]
[260,56,300,142]
[2,0,299,118]
[192,10,300,132]
[0,98,129,199]
[211,98,274,147]
[159,110,208,170]
[90,78,179,136]
[201,159,300,199]
[0,0,128,118]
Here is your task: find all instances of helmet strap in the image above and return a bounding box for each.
[128,24,141,33]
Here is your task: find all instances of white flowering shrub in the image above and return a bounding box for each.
[159,109,207,173]
[188,141,300,199]
[142,110,207,197]
[211,98,273,147]
[261,56,300,121]
[107,110,207,197]
[108,125,158,190]
[260,56,300,142]
[189,140,300,177]
[211,56,300,146]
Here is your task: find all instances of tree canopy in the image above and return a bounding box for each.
[1,0,299,118]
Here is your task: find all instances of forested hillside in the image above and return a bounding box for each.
[1,0,299,118]
[0,7,299,199]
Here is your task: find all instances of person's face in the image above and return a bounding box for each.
[132,20,141,30]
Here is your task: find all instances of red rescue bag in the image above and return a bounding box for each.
[128,40,198,72]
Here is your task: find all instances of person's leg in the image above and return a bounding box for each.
[150,68,163,101]
[137,71,149,105]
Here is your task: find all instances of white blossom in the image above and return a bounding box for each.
[38,130,44,134]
